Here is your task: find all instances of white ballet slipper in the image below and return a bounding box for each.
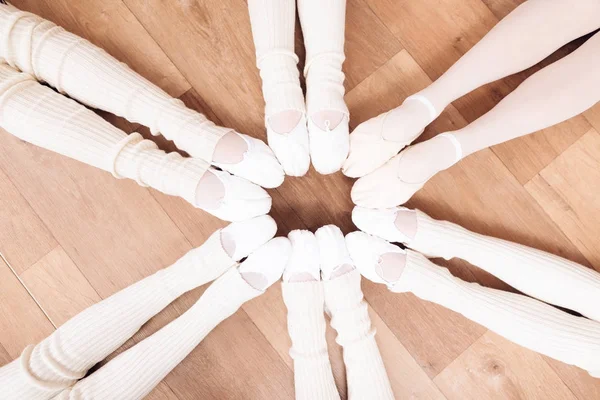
[351,206,413,244]
[351,133,462,208]
[199,169,272,222]
[267,116,310,177]
[214,133,285,189]
[342,112,408,179]
[238,237,292,290]
[308,116,349,175]
[345,231,405,287]
[342,95,438,178]
[315,225,353,280]
[284,230,321,282]
[221,215,278,261]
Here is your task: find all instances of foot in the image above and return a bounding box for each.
[238,237,292,291]
[351,133,462,208]
[266,110,311,177]
[342,95,439,178]
[220,215,278,261]
[213,132,285,189]
[351,206,416,244]
[284,230,320,283]
[315,225,354,280]
[345,231,407,288]
[195,168,272,222]
[308,110,349,175]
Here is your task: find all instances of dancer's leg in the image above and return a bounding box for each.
[0,4,284,188]
[353,207,600,322]
[343,0,600,178]
[51,237,291,400]
[0,65,271,221]
[347,233,600,378]
[282,230,340,400]
[351,30,600,208]
[247,0,310,177]
[317,226,394,400]
[0,217,277,400]
[298,0,349,174]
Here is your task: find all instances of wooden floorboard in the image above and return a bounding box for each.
[1,0,599,398]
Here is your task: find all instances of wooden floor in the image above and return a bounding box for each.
[1,0,600,398]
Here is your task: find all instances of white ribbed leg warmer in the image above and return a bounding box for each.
[0,64,272,221]
[0,231,235,400]
[0,4,286,188]
[347,232,600,378]
[0,4,230,162]
[323,270,394,400]
[282,281,340,400]
[53,268,263,400]
[410,209,600,322]
[0,64,207,204]
[298,0,349,174]
[247,0,310,177]
[395,250,600,378]
[353,206,600,323]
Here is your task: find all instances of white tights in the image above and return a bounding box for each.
[347,0,600,207]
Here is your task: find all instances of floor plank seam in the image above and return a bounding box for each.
[0,252,57,329]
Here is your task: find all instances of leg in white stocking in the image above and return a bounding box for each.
[343,0,600,178]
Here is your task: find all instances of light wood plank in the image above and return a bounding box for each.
[344,0,403,91]
[0,344,11,366]
[480,0,524,19]
[544,358,600,400]
[434,331,578,400]
[0,129,193,297]
[11,0,190,97]
[525,129,600,271]
[162,305,295,400]
[20,246,102,326]
[0,167,57,274]
[0,257,54,359]
[584,103,600,133]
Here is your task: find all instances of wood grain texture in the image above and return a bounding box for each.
[434,331,578,400]
[0,257,54,359]
[20,246,101,326]
[11,0,190,97]
[1,0,599,397]
[0,167,57,274]
[525,129,600,271]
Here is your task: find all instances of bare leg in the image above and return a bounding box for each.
[351,31,600,208]
[343,0,600,178]
[347,233,600,378]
